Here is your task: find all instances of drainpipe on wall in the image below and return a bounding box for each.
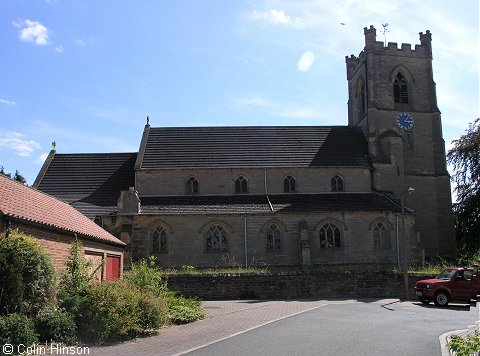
[264,168,274,212]
[244,212,248,267]
[396,213,400,268]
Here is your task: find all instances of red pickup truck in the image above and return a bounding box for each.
[414,267,480,307]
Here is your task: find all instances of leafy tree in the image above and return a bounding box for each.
[0,166,27,184]
[447,118,480,256]
[13,170,27,184]
[0,166,11,179]
[0,230,56,316]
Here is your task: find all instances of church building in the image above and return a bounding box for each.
[34,26,455,267]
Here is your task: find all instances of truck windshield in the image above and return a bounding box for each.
[436,269,457,280]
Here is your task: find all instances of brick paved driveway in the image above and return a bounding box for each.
[89,299,351,356]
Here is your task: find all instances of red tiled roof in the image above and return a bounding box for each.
[0,175,125,247]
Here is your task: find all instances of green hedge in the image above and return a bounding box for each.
[0,313,38,349]
[0,230,55,316]
[60,281,168,343]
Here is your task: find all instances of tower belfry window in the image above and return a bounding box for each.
[357,78,366,118]
[393,73,409,104]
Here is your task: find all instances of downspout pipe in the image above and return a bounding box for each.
[244,212,248,267]
[264,168,274,213]
[396,213,400,268]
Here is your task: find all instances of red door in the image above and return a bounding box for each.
[105,255,121,281]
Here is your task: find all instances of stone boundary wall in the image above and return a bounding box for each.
[164,271,434,300]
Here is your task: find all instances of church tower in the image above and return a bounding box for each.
[345,26,455,259]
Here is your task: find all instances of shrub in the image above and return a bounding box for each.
[125,258,205,325]
[448,332,480,356]
[59,238,100,294]
[75,281,168,343]
[0,230,55,316]
[0,313,38,348]
[163,291,205,324]
[35,305,76,343]
[124,256,167,297]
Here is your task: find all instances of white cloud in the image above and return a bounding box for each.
[232,96,275,108]
[276,107,322,119]
[75,38,87,47]
[0,132,41,157]
[0,98,16,105]
[13,19,50,46]
[55,45,64,53]
[297,51,315,72]
[35,152,49,164]
[231,95,325,119]
[249,9,304,27]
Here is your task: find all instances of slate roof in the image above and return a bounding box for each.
[0,175,125,247]
[139,193,401,215]
[140,126,369,169]
[36,153,136,218]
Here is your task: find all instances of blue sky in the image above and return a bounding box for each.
[0,0,478,188]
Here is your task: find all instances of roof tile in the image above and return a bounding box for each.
[139,193,401,215]
[141,126,369,168]
[0,175,125,247]
[36,152,136,218]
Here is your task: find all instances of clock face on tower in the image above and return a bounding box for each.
[396,112,414,130]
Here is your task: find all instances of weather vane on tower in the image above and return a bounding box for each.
[381,23,390,45]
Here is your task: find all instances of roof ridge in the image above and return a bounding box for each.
[149,125,351,130]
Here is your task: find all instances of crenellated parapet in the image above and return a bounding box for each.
[346,25,432,79]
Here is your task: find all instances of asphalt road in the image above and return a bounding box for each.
[186,300,472,356]
[90,299,474,356]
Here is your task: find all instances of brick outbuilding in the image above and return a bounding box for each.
[0,174,125,280]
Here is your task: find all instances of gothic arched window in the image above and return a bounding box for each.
[284,175,296,193]
[266,224,281,250]
[205,225,228,252]
[152,227,167,253]
[373,221,389,247]
[319,222,341,249]
[235,176,248,193]
[186,176,199,194]
[331,175,344,192]
[357,78,366,118]
[393,72,409,104]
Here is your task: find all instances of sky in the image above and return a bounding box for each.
[0,0,478,189]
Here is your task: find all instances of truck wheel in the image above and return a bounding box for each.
[434,291,449,307]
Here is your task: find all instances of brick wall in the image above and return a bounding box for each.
[164,271,433,300]
[1,220,124,280]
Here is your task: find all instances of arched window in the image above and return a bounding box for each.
[357,78,366,118]
[373,221,389,247]
[331,175,344,192]
[393,72,409,104]
[235,176,248,193]
[284,175,296,193]
[152,227,167,253]
[266,224,281,250]
[319,222,341,249]
[205,225,228,252]
[186,177,199,194]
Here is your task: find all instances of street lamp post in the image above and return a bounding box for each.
[401,187,415,300]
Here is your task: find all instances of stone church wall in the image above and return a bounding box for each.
[135,166,372,196]
[107,211,420,268]
[164,271,433,300]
